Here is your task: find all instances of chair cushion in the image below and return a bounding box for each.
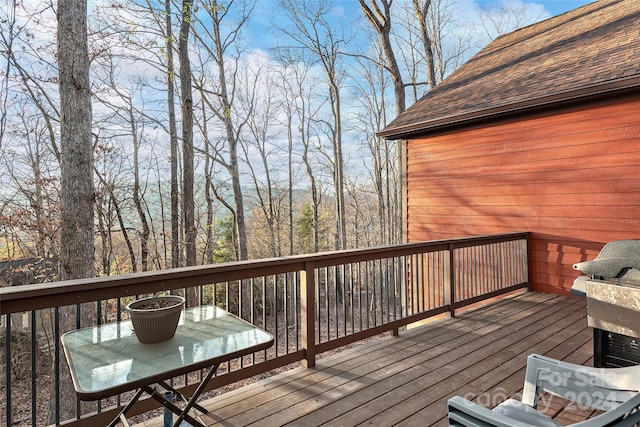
[492,399,561,427]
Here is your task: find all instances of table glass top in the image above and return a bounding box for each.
[61,305,273,399]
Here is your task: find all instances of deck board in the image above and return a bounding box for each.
[137,292,592,427]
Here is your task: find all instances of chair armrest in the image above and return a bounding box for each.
[448,396,543,427]
[522,354,640,411]
[449,393,640,427]
[569,393,640,427]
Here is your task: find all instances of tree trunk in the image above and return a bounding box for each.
[200,91,215,265]
[358,0,406,115]
[130,101,150,271]
[54,0,94,422]
[166,0,181,269]
[180,0,198,306]
[209,0,251,319]
[287,105,294,256]
[413,0,437,90]
[328,78,347,251]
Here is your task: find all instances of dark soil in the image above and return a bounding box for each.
[129,299,181,310]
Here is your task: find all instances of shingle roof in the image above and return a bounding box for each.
[378,0,640,139]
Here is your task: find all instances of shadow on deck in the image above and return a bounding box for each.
[138,291,590,427]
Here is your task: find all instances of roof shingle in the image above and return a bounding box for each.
[379,0,640,139]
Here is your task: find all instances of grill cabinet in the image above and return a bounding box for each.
[593,329,640,368]
[572,240,640,368]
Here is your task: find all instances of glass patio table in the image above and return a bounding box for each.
[61,305,274,427]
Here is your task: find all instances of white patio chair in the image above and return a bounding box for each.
[448,353,640,427]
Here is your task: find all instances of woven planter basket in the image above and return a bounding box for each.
[126,295,185,344]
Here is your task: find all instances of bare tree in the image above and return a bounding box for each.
[178,0,199,307]
[238,65,283,257]
[0,0,18,148]
[198,0,251,259]
[194,72,216,265]
[1,1,61,160]
[193,0,256,318]
[359,0,463,108]
[277,0,348,251]
[478,1,547,45]
[358,0,406,115]
[426,0,473,82]
[130,108,151,272]
[0,104,60,258]
[54,0,94,421]
[0,2,62,265]
[94,162,138,273]
[279,74,296,256]
[165,0,181,269]
[95,69,153,272]
[351,48,401,245]
[180,0,196,272]
[122,0,183,270]
[272,45,322,254]
[413,0,438,90]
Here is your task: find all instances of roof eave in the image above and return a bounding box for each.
[377,75,640,140]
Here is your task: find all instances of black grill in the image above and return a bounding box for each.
[572,240,640,368]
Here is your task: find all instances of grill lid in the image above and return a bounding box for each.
[571,240,640,296]
[574,257,640,278]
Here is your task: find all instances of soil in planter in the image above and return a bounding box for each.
[133,299,180,310]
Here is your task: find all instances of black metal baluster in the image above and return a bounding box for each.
[31,310,37,424]
[5,314,11,426]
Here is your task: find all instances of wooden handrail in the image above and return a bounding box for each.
[0,232,529,315]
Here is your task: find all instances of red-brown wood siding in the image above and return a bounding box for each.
[406,96,640,295]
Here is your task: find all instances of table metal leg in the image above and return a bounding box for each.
[105,365,218,427]
[157,380,208,414]
[119,413,130,427]
[172,365,218,427]
[107,388,145,427]
[143,385,205,427]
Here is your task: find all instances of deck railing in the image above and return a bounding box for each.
[0,232,529,426]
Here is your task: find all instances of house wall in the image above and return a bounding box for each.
[405,95,640,295]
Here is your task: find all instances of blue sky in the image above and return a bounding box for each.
[528,0,593,15]
[247,0,596,53]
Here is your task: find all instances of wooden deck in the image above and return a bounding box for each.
[138,291,592,427]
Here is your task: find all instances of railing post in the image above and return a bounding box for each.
[445,246,456,318]
[525,235,531,291]
[300,261,316,368]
